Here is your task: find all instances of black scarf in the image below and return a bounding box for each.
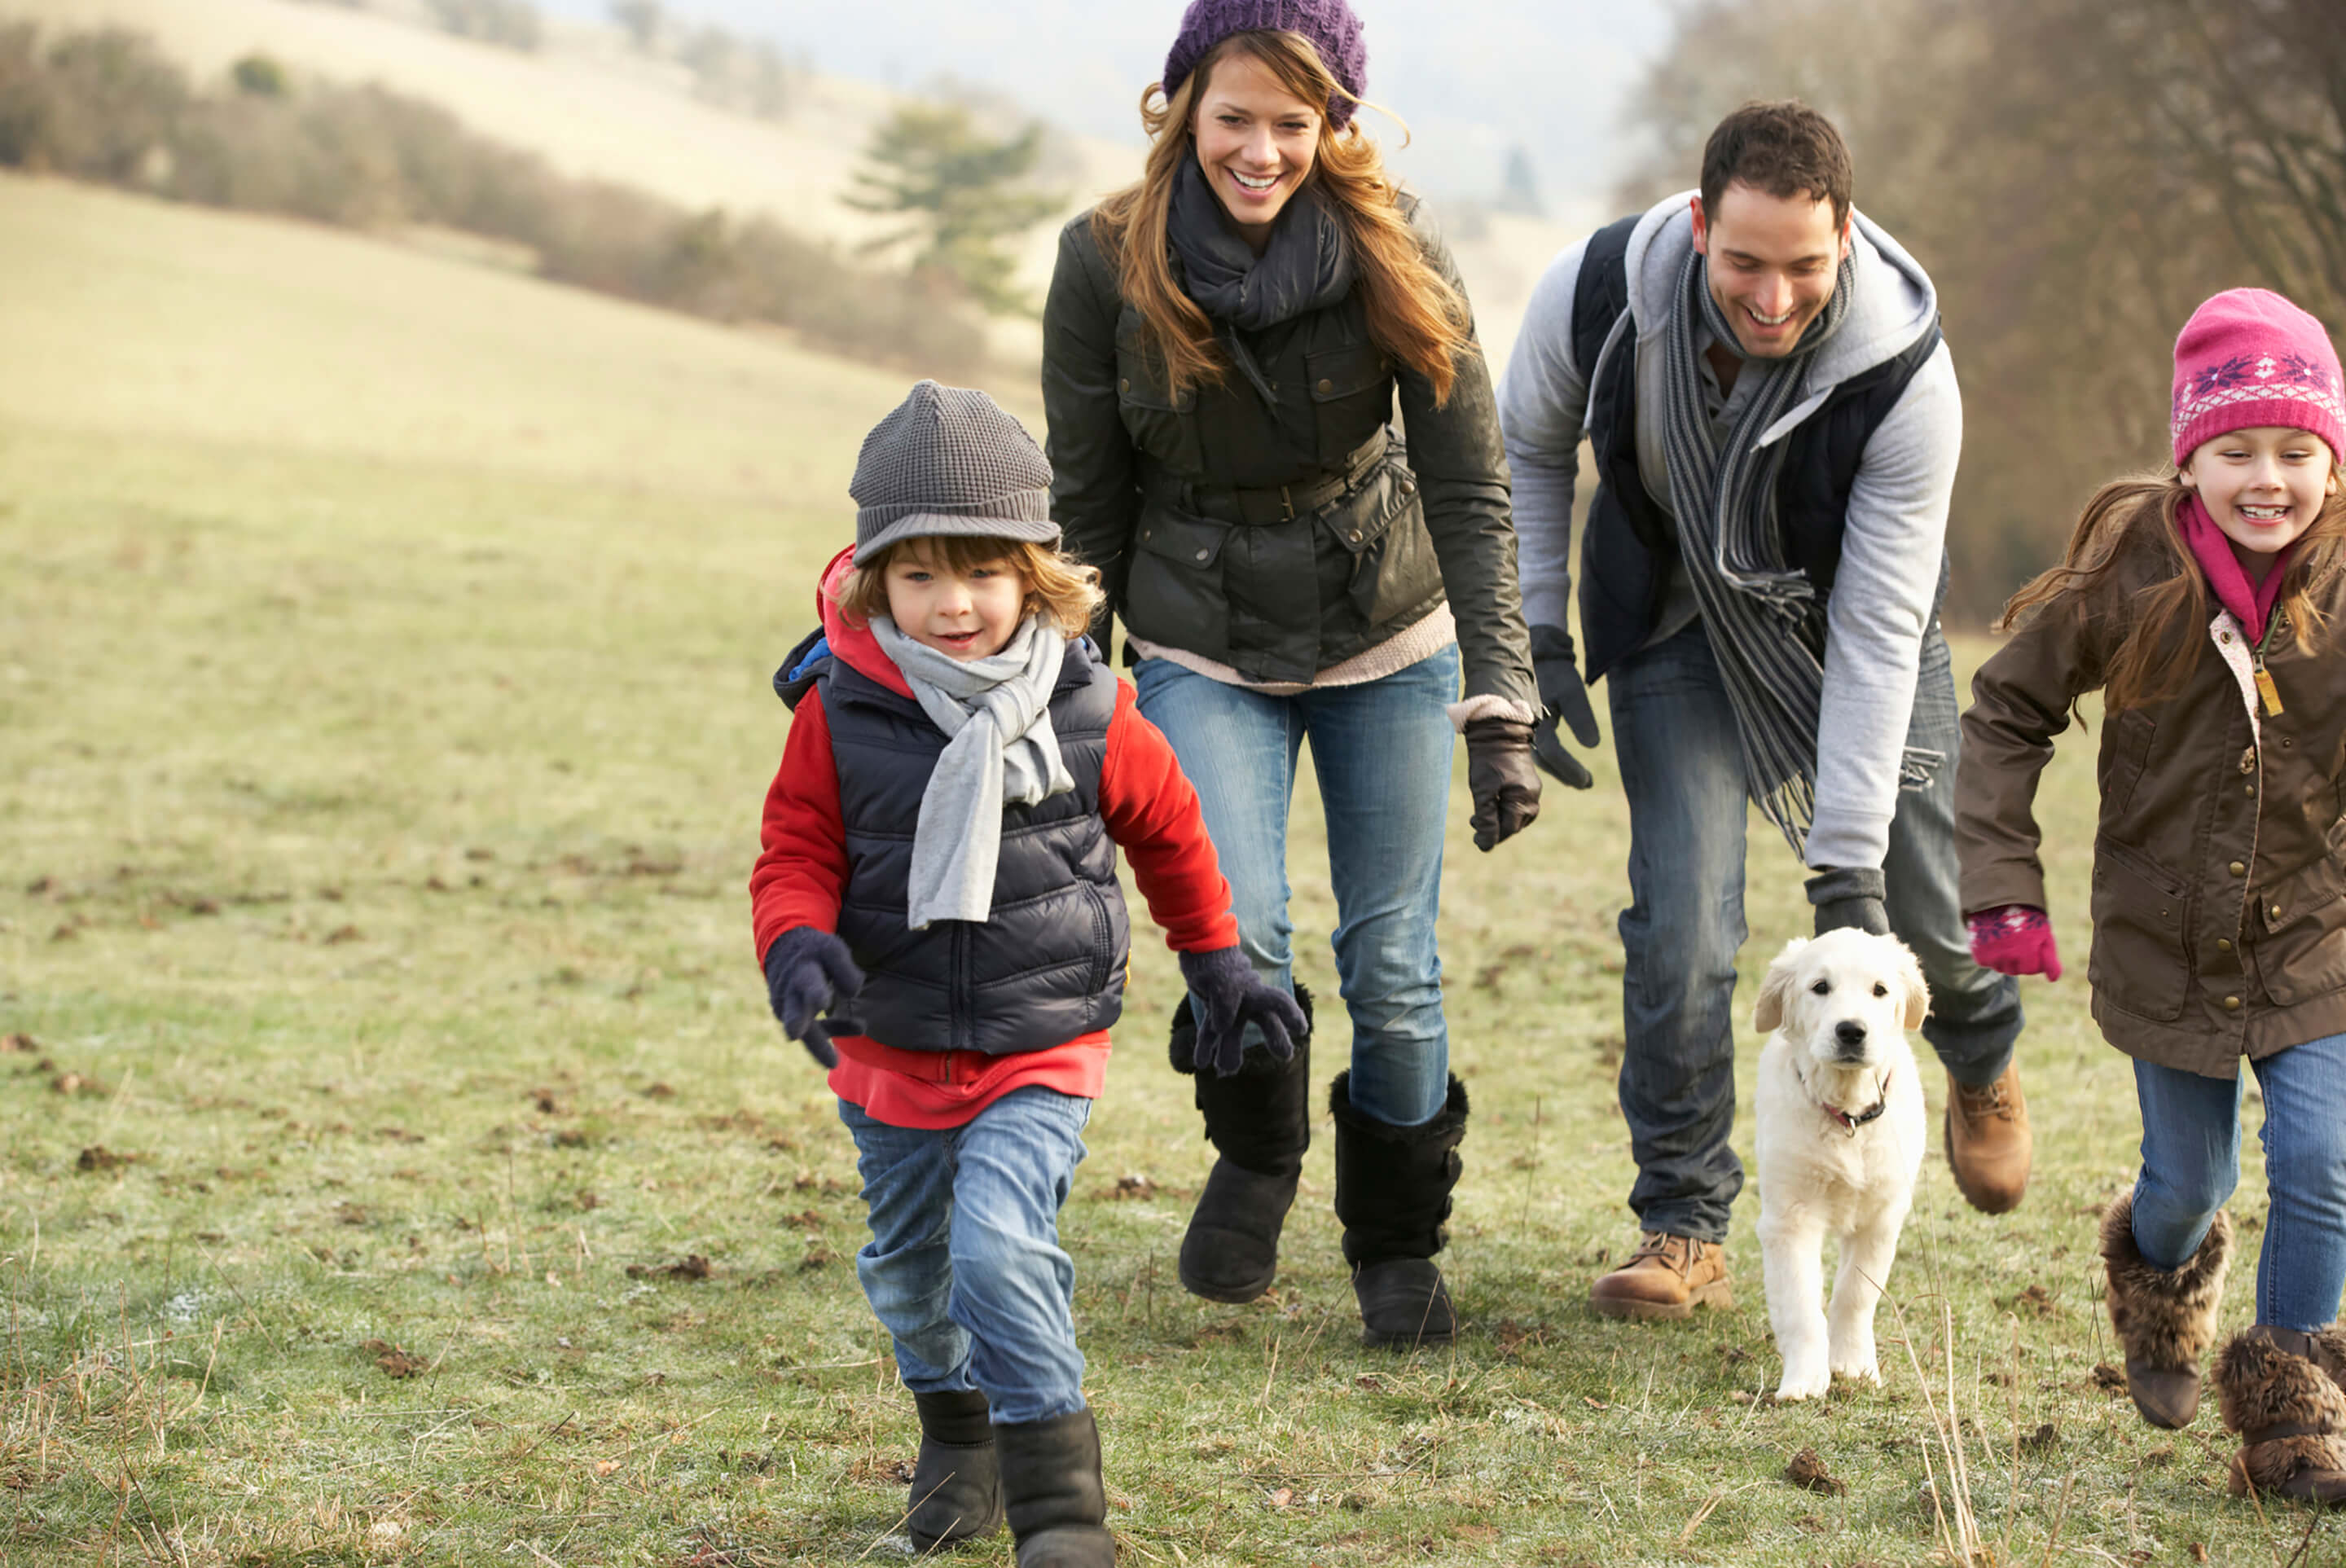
[1166,155,1353,404]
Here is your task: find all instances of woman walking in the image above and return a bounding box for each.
[1041,0,1544,1347]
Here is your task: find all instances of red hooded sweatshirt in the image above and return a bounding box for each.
[749,548,1238,1127]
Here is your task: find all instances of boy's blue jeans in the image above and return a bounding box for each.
[1133,645,1458,1128]
[837,1086,1092,1425]
[1606,618,2025,1241]
[2132,1032,2346,1332]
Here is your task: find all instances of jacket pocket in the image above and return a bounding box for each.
[1307,342,1393,464]
[2249,849,2346,1007]
[2099,709,2156,822]
[1125,507,1232,648]
[1116,319,1204,473]
[1320,452,1437,629]
[2088,835,2190,1023]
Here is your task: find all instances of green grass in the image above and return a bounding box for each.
[0,171,2325,1566]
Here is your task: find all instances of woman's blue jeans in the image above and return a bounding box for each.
[1133,646,1459,1128]
[2132,1033,2346,1332]
[837,1086,1092,1425]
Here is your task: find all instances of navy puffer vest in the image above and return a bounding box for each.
[777,633,1131,1055]
[1571,213,1946,683]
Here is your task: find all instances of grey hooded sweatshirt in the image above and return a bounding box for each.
[1496,190,1962,874]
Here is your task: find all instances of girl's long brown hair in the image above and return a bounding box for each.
[1997,471,2346,712]
[1089,29,1474,405]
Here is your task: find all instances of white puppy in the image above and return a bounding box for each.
[1751,929,1930,1402]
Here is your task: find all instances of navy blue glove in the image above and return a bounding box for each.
[1177,947,1307,1078]
[1530,623,1599,790]
[762,927,864,1069]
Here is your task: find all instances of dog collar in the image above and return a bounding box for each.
[1821,1069,1891,1139]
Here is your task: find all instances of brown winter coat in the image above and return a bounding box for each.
[1957,521,2346,1078]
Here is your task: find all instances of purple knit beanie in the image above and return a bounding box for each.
[1161,0,1368,130]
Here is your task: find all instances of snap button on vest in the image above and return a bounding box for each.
[2218,938,2234,952]
[2230,860,2247,876]
[1316,377,1333,394]
[2225,995,2243,1012]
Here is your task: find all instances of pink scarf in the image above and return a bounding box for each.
[2179,492,2295,645]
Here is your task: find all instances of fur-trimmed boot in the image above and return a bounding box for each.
[2100,1193,2232,1428]
[995,1408,1114,1566]
[1171,985,1313,1304]
[906,1389,1002,1550]
[1329,1069,1467,1350]
[2216,1324,2346,1505]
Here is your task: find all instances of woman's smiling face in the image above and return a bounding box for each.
[1190,50,1321,251]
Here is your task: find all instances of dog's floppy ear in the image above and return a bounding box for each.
[1896,938,1931,1030]
[1754,938,1808,1033]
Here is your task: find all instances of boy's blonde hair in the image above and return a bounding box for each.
[834,535,1105,637]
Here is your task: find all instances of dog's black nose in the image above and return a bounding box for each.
[1834,1021,1868,1052]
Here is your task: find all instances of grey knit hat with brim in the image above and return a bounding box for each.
[850,380,1059,560]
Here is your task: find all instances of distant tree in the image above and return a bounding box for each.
[427,0,542,51]
[1495,143,1543,217]
[842,102,1063,316]
[231,53,290,97]
[608,0,662,54]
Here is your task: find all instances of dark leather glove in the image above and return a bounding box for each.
[1806,866,1891,937]
[1529,623,1600,789]
[762,927,865,1069]
[1177,947,1307,1078]
[1464,717,1542,852]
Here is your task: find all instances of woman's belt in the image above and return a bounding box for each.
[1153,430,1390,526]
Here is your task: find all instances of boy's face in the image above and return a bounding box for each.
[882,544,1026,661]
[2181,425,2339,582]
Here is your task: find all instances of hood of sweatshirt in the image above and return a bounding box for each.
[815,546,913,698]
[1619,189,1940,424]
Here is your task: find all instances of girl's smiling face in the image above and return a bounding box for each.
[1190,51,1321,252]
[882,544,1028,660]
[2181,425,2341,580]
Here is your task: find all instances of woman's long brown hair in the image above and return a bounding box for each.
[1088,29,1474,405]
[1997,471,2346,712]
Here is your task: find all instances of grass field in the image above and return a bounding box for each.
[0,171,2322,1566]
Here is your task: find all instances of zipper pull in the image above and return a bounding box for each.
[2253,653,2285,717]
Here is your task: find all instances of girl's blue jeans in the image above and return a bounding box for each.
[1133,645,1459,1128]
[2132,1031,2346,1331]
[837,1086,1092,1425]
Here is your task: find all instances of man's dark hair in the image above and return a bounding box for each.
[1699,100,1854,229]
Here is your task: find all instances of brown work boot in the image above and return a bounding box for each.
[1588,1232,1733,1321]
[1944,1064,2031,1214]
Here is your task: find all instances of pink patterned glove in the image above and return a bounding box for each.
[1967,904,2062,981]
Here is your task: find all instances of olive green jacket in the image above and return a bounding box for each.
[1040,200,1538,710]
[1957,527,2346,1077]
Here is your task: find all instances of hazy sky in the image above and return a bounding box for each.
[535,0,1675,219]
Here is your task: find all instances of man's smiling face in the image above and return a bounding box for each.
[1690,180,1852,360]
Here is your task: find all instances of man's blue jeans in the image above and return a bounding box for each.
[2132,1034,2346,1332]
[1608,618,2023,1241]
[1134,646,1458,1128]
[837,1086,1092,1425]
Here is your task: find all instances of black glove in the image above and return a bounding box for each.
[1177,947,1307,1078]
[1529,624,1600,790]
[762,927,865,1069]
[1806,866,1891,937]
[1464,717,1542,852]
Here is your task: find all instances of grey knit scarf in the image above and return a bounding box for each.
[1167,156,1353,406]
[868,616,1074,929]
[1658,247,1856,853]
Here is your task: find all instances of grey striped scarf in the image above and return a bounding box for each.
[1658,247,1856,853]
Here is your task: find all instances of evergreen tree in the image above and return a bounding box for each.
[843,102,1062,317]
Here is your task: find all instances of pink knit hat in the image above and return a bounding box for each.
[2172,288,2345,467]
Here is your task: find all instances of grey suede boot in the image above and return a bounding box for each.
[995,1408,1114,1566]
[907,1389,1002,1550]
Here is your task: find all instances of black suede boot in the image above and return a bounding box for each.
[1329,1070,1468,1350]
[995,1408,1114,1566]
[907,1389,1002,1550]
[1171,985,1313,1304]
